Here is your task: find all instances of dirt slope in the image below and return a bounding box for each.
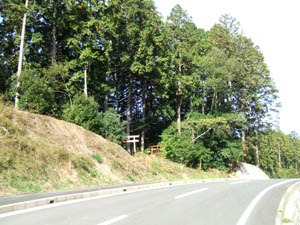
[0,102,225,195]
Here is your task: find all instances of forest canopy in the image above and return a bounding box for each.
[1,0,299,177]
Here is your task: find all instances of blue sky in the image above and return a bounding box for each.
[154,0,300,135]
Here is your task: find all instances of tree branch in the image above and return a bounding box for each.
[192,127,212,143]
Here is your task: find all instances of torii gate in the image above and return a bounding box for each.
[124,135,140,155]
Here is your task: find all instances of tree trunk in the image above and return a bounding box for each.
[210,91,216,113]
[228,81,232,105]
[241,128,246,158]
[15,0,29,109]
[255,130,259,166]
[177,98,182,135]
[177,61,182,135]
[201,101,205,114]
[51,1,57,65]
[84,62,88,99]
[141,80,146,153]
[114,70,119,113]
[104,72,109,112]
[126,79,132,154]
[278,140,282,169]
[255,144,260,166]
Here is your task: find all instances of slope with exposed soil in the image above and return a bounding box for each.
[0,102,226,195]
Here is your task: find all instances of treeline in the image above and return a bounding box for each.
[1,0,299,175]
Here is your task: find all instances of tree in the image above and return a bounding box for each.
[164,4,198,134]
[160,112,242,170]
[14,0,29,109]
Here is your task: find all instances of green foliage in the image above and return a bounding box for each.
[1,0,283,174]
[272,168,300,179]
[160,113,242,170]
[97,108,127,144]
[8,69,58,115]
[62,94,100,131]
[63,96,126,144]
[92,153,103,164]
[259,129,300,177]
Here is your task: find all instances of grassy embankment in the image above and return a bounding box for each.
[0,100,228,195]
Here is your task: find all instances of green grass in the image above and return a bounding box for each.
[92,153,103,164]
[0,101,228,195]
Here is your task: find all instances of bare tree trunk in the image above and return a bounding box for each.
[15,0,29,109]
[126,79,132,154]
[84,62,88,99]
[141,80,146,153]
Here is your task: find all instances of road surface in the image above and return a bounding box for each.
[0,179,298,225]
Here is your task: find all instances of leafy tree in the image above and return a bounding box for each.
[7,69,57,114]
[164,4,198,134]
[160,112,242,170]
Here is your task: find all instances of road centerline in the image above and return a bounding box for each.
[97,215,128,225]
[236,180,296,225]
[174,188,208,199]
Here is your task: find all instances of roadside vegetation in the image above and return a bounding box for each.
[1,0,300,188]
[0,102,227,195]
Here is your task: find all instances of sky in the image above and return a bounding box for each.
[154,0,300,135]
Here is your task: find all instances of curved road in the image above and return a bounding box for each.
[0,179,298,225]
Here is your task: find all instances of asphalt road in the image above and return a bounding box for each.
[0,179,298,225]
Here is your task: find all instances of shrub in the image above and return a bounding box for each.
[63,96,126,144]
[62,94,100,131]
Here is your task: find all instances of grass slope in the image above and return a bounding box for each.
[0,101,227,195]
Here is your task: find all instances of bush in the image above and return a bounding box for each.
[63,96,126,144]
[62,94,100,131]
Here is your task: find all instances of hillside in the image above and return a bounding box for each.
[0,102,226,195]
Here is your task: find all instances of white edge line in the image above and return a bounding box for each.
[0,182,206,219]
[230,180,250,185]
[97,215,128,225]
[175,188,208,199]
[236,180,297,225]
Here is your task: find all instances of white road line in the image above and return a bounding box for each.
[236,179,296,225]
[230,180,249,185]
[98,215,128,225]
[0,184,181,219]
[174,188,208,199]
